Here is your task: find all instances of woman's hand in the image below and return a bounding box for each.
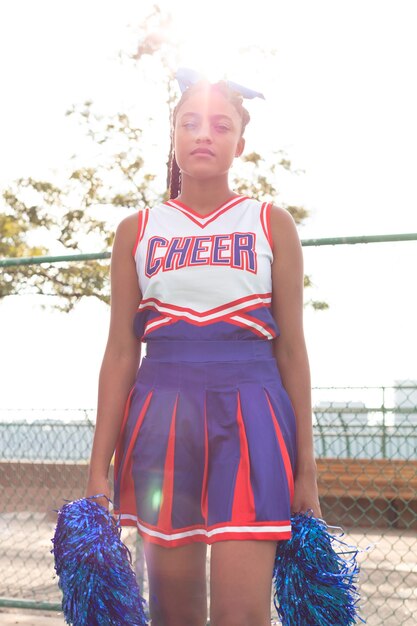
[291,470,322,518]
[85,474,112,511]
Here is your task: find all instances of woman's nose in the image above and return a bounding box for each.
[196,122,212,143]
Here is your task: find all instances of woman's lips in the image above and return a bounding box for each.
[191,148,215,156]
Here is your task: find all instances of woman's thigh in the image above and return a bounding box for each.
[144,540,208,626]
[210,540,276,626]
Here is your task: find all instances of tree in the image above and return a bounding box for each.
[0,5,326,311]
[0,104,158,310]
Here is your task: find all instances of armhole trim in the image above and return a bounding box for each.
[132,208,149,258]
[260,202,273,252]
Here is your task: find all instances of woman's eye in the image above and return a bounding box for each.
[215,125,229,132]
[183,122,197,129]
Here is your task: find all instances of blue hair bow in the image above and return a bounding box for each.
[175,67,265,100]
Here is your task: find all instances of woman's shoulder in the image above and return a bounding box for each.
[243,198,298,241]
[269,204,301,250]
[116,212,141,237]
[269,204,296,224]
[269,204,298,231]
[246,197,296,223]
[113,211,145,255]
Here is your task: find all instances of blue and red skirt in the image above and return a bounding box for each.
[114,340,297,548]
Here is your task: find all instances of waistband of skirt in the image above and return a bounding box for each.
[144,340,274,362]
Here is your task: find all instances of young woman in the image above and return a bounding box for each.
[86,77,321,626]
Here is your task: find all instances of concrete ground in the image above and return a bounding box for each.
[0,609,65,625]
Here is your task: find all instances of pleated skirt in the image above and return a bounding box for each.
[114,340,297,547]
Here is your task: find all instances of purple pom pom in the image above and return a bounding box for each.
[51,496,148,625]
[273,512,364,626]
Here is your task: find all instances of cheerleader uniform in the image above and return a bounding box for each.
[114,195,297,547]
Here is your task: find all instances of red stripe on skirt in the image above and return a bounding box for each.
[114,386,135,479]
[201,397,209,523]
[264,391,294,502]
[118,390,153,513]
[231,392,256,522]
[157,394,179,531]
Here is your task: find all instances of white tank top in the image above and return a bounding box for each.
[132,195,279,342]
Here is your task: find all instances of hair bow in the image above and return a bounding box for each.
[175,67,265,100]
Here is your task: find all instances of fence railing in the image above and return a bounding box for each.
[1,232,417,269]
[1,388,417,625]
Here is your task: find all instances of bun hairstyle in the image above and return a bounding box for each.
[168,81,251,199]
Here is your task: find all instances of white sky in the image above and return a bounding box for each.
[0,0,416,414]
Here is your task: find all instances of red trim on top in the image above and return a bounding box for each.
[143,315,173,337]
[166,195,248,218]
[227,315,268,339]
[260,202,273,251]
[139,292,272,317]
[232,393,256,522]
[264,391,294,503]
[140,308,273,330]
[132,208,150,257]
[229,311,277,337]
[137,297,272,330]
[141,208,149,241]
[157,395,179,532]
[164,196,249,229]
[132,211,143,258]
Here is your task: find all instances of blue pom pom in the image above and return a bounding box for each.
[51,496,148,625]
[273,512,364,626]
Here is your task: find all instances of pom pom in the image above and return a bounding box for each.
[273,511,364,626]
[51,496,148,625]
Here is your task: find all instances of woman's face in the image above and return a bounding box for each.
[174,86,245,182]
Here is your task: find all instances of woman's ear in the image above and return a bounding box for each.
[235,137,245,158]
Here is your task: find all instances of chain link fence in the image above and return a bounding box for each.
[0,386,416,624]
[312,385,417,625]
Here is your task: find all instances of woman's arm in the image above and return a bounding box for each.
[86,213,142,507]
[270,205,321,517]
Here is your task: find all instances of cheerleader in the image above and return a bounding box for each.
[86,74,321,626]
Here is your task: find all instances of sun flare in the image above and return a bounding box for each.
[167,3,266,92]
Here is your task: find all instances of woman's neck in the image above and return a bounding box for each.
[175,176,238,215]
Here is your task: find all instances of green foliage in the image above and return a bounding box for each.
[0,102,160,306]
[233,151,309,225]
[0,194,49,298]
[304,275,328,310]
[32,262,111,311]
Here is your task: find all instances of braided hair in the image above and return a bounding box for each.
[168,81,251,199]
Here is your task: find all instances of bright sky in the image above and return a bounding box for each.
[0,0,416,414]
